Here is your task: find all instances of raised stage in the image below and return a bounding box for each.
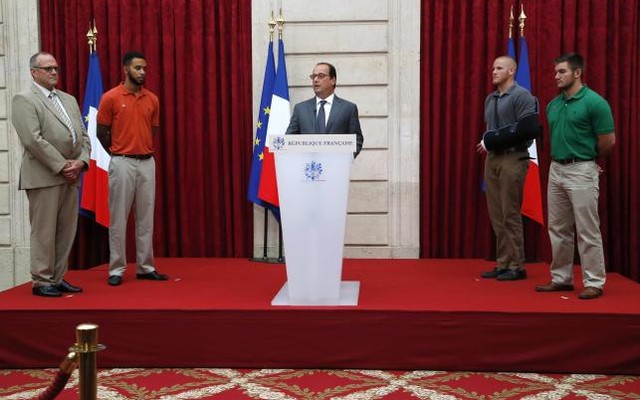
[1,258,639,374]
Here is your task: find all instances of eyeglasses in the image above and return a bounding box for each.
[33,66,60,73]
[309,73,328,80]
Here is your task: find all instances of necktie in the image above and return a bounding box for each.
[48,92,76,144]
[316,100,327,133]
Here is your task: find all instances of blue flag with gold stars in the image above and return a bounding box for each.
[247,40,279,218]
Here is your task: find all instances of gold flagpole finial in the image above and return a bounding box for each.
[86,20,98,53]
[91,20,98,53]
[86,23,95,53]
[508,5,514,39]
[519,4,527,37]
[277,9,285,39]
[268,12,276,42]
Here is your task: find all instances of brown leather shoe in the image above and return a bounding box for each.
[578,287,603,300]
[535,282,574,292]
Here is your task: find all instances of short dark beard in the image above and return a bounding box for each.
[559,78,576,92]
[126,69,143,86]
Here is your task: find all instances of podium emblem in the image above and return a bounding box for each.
[272,136,286,150]
[304,161,324,181]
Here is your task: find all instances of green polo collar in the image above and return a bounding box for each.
[564,85,588,101]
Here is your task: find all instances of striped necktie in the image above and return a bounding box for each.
[48,92,76,144]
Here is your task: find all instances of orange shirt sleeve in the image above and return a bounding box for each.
[151,95,160,128]
[96,91,114,126]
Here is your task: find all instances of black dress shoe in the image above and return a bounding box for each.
[480,267,507,279]
[136,271,169,281]
[497,269,527,281]
[108,275,122,286]
[55,280,83,293]
[32,286,62,297]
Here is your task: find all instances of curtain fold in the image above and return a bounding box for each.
[39,0,254,266]
[420,0,640,281]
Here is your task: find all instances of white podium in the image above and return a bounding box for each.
[270,134,360,306]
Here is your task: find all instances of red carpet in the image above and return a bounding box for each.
[2,368,640,399]
[1,258,639,374]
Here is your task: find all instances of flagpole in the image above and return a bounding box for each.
[86,20,97,53]
[276,10,285,264]
[509,5,514,39]
[518,5,526,37]
[250,14,283,264]
[507,5,516,59]
[277,9,284,39]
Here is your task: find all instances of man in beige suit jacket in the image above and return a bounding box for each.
[12,52,91,297]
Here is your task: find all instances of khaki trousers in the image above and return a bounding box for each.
[108,156,156,276]
[547,161,606,288]
[26,184,78,287]
[485,151,529,270]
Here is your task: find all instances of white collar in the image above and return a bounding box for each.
[34,81,56,98]
[316,93,335,105]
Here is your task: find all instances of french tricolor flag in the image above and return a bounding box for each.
[80,52,110,227]
[258,37,290,206]
[509,36,544,225]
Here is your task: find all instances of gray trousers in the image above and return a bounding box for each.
[547,161,606,288]
[26,184,78,287]
[485,151,529,270]
[108,156,156,276]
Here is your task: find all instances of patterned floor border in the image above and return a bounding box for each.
[2,368,640,399]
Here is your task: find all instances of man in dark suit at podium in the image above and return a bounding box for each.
[286,62,364,157]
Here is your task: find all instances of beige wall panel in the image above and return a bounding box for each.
[351,149,388,181]
[360,117,388,149]
[343,245,419,258]
[0,91,5,118]
[0,58,5,88]
[0,216,10,244]
[284,0,388,22]
[342,247,389,258]
[0,152,7,182]
[0,184,8,214]
[336,86,388,117]
[0,248,14,291]
[348,181,388,213]
[345,214,388,245]
[0,121,7,150]
[287,54,388,87]
[14,246,30,285]
[252,0,420,259]
[285,23,388,54]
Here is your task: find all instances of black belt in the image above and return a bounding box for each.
[553,157,594,165]
[112,153,153,160]
[491,146,528,156]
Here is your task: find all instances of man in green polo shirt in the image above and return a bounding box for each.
[535,53,615,300]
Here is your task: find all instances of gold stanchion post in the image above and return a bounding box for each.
[69,323,105,400]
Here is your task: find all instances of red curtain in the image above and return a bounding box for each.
[39,0,254,267]
[420,0,640,281]
[36,0,640,280]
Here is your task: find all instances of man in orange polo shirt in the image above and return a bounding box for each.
[97,51,168,286]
